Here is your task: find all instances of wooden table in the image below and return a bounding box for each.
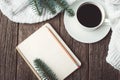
[0,11,120,80]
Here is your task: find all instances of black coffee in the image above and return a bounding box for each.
[77,3,102,27]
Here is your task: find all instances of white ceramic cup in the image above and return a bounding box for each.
[76,1,110,31]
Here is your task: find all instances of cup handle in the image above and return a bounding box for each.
[103,19,111,26]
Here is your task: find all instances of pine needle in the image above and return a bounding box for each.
[40,0,57,14]
[66,8,75,16]
[34,59,58,80]
[54,0,67,8]
[30,0,43,15]
[29,0,74,16]
[54,0,75,16]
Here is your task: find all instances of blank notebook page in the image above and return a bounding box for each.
[17,23,81,80]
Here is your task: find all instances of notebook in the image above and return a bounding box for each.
[16,23,81,80]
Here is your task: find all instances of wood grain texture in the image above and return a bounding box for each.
[0,10,120,80]
[0,12,18,80]
[89,31,120,80]
[72,40,89,80]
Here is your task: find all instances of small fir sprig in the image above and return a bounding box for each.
[30,0,74,16]
[30,0,42,15]
[54,0,75,16]
[34,59,58,80]
[39,0,57,14]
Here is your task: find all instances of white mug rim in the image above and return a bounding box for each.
[75,1,105,31]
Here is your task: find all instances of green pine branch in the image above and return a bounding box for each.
[53,0,75,16]
[54,0,68,9]
[30,0,43,15]
[34,59,58,80]
[66,8,75,16]
[30,0,74,16]
[40,0,56,14]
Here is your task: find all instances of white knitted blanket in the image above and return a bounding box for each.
[105,0,120,70]
[0,0,76,23]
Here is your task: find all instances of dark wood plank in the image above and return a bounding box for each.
[89,31,119,80]
[0,12,18,80]
[17,14,60,80]
[48,14,60,34]
[59,13,73,49]
[118,72,120,80]
[72,40,89,80]
[89,41,103,80]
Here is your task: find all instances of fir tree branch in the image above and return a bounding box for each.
[30,0,74,16]
[34,59,58,80]
[54,0,75,16]
[54,0,68,9]
[66,8,75,16]
[40,0,56,14]
[30,0,43,15]
[34,59,49,79]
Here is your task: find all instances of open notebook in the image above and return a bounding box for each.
[16,23,81,80]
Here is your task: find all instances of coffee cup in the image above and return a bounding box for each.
[76,1,110,31]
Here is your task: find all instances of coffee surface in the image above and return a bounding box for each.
[77,3,102,27]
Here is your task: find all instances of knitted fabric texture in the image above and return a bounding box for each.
[0,0,76,23]
[105,0,120,71]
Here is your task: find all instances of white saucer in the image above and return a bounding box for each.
[64,0,111,43]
